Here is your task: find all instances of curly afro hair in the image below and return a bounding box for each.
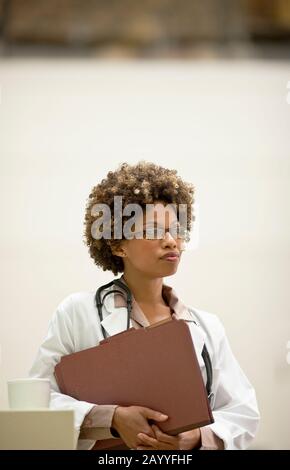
[83,161,195,275]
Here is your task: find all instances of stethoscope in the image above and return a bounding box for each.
[95,278,213,406]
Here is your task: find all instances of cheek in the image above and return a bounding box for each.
[137,242,155,258]
[127,241,155,265]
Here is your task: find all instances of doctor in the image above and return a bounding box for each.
[30,161,259,450]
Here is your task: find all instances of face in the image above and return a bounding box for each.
[114,202,185,279]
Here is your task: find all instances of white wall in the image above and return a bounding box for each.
[0,58,289,449]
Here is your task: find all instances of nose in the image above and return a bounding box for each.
[160,231,177,249]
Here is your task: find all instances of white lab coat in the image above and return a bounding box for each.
[29,285,260,450]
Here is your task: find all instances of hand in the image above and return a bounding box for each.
[136,424,201,450]
[111,406,168,450]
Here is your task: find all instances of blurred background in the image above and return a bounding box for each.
[0,0,290,450]
[0,0,290,58]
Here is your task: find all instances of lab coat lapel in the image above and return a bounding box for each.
[165,284,207,368]
[174,309,207,369]
[185,321,207,368]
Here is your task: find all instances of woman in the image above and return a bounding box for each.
[30,162,259,450]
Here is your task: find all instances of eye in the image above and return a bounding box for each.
[169,225,179,236]
[143,227,163,239]
[145,227,158,239]
[179,227,190,242]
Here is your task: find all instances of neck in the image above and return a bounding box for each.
[122,270,165,306]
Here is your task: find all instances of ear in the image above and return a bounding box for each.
[110,242,127,258]
[114,248,126,258]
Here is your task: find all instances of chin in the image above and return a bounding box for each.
[161,265,179,277]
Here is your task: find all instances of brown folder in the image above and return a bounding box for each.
[54,318,214,450]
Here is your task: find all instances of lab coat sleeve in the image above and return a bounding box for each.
[203,321,260,450]
[28,300,118,449]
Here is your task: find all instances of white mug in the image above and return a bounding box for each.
[7,378,50,410]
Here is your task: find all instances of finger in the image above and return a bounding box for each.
[137,433,158,448]
[136,446,152,450]
[152,424,177,444]
[142,426,155,438]
[136,432,152,445]
[142,408,168,422]
[151,425,158,439]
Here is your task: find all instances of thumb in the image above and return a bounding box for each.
[142,407,168,422]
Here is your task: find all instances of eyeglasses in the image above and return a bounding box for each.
[132,226,190,242]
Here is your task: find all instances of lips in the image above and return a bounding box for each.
[161,252,180,260]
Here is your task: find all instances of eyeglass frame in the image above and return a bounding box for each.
[124,225,190,242]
